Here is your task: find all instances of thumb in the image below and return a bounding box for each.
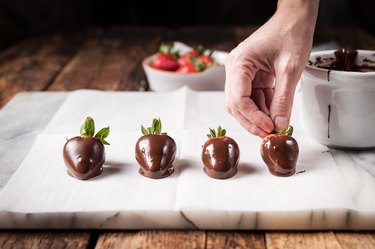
[270,67,299,131]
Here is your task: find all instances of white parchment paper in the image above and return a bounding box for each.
[0,87,355,214]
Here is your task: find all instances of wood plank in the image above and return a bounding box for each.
[206,231,266,249]
[0,231,91,249]
[335,232,375,249]
[95,230,205,249]
[0,33,83,108]
[265,232,343,249]
[49,27,164,92]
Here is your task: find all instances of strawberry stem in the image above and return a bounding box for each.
[80,117,110,145]
[141,118,165,135]
[207,125,227,139]
[158,42,179,59]
[189,57,206,72]
[276,125,293,136]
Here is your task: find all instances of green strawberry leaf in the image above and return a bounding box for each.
[193,45,204,55]
[275,125,294,136]
[141,118,165,135]
[95,127,110,145]
[141,125,148,135]
[209,128,216,138]
[221,128,226,137]
[217,126,222,136]
[207,125,227,139]
[80,117,95,137]
[285,125,294,136]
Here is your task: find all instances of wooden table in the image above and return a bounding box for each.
[0,26,375,249]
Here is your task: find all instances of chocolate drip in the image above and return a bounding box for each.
[328,105,331,138]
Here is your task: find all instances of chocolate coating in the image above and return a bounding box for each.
[261,134,299,177]
[63,136,105,180]
[135,134,176,179]
[201,137,239,179]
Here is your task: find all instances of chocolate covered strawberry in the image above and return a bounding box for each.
[63,117,110,180]
[261,126,299,177]
[201,126,240,179]
[135,118,176,179]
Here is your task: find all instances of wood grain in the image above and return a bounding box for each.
[206,232,266,249]
[335,233,375,249]
[266,232,343,249]
[49,27,164,91]
[0,33,82,108]
[0,231,91,249]
[95,230,205,249]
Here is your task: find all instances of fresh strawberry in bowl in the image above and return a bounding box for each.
[143,41,228,91]
[149,43,179,71]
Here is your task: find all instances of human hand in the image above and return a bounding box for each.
[225,0,319,137]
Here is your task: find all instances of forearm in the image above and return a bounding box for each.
[277,0,319,19]
[276,0,319,37]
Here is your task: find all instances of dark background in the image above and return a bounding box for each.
[0,0,374,49]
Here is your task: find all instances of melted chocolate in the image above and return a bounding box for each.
[201,137,240,179]
[63,137,105,180]
[334,48,358,71]
[312,49,375,73]
[135,134,176,179]
[261,134,299,177]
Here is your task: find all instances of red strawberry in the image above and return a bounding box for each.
[63,117,110,180]
[184,50,201,58]
[135,118,176,179]
[260,126,299,177]
[176,57,206,73]
[197,55,214,65]
[177,55,192,67]
[150,43,179,71]
[201,126,240,179]
[151,53,179,71]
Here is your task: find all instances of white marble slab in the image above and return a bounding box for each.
[0,88,374,230]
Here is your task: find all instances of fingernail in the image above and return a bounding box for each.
[274,116,288,131]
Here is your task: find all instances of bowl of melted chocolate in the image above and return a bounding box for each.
[301,49,375,148]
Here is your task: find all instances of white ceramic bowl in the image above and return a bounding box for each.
[143,42,228,91]
[300,50,375,148]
